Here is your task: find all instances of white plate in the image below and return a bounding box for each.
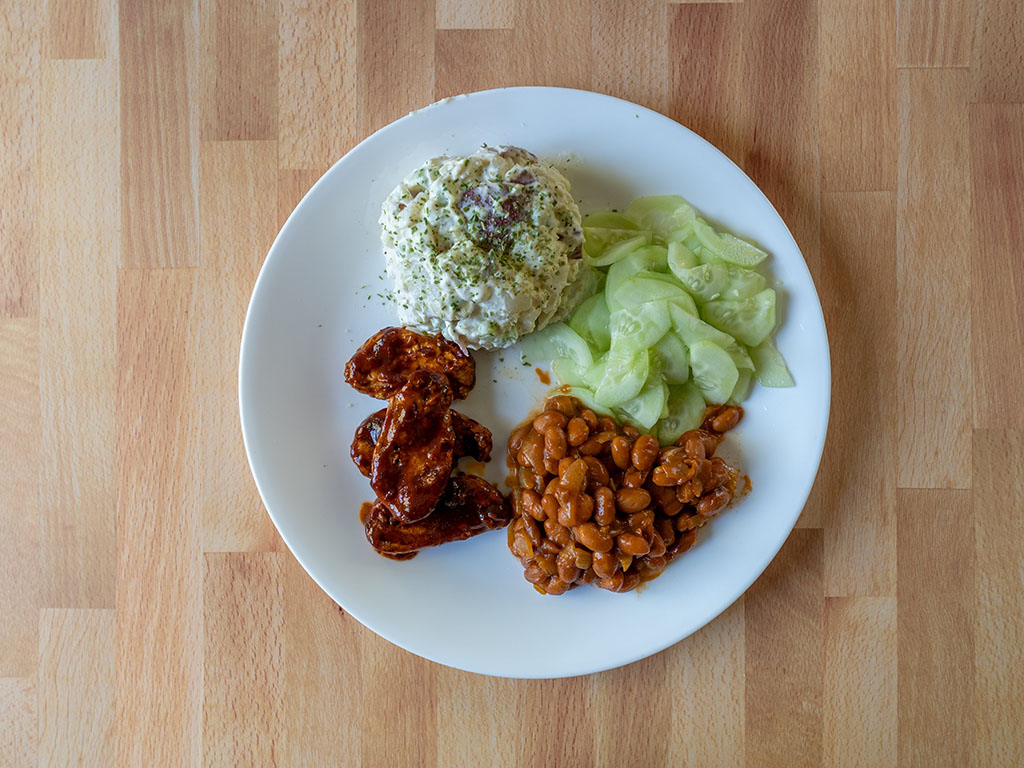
[239,87,830,678]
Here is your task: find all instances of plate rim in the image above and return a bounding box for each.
[238,85,832,678]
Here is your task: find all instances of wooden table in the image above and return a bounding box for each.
[2,0,1022,764]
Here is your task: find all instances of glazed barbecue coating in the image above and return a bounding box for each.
[364,475,513,554]
[344,326,475,400]
[452,412,493,463]
[370,370,456,523]
[351,408,492,478]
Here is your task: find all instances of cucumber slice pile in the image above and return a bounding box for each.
[524,195,793,439]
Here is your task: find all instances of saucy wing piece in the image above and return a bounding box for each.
[452,412,492,462]
[364,476,513,555]
[351,410,386,478]
[344,326,475,400]
[351,407,491,478]
[370,370,456,522]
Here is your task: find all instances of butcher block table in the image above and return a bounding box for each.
[2,0,1023,765]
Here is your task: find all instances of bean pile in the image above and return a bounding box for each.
[507,396,743,595]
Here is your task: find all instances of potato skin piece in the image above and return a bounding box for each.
[370,370,456,523]
[344,326,475,400]
[364,476,513,554]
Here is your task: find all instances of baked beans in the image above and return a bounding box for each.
[566,417,590,446]
[507,396,744,594]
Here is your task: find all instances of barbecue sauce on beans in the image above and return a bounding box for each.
[506,397,745,594]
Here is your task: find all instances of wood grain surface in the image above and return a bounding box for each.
[1,0,1022,765]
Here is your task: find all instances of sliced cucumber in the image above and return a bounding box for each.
[582,211,639,229]
[668,303,736,348]
[551,356,589,387]
[729,368,753,404]
[631,272,700,316]
[723,341,755,371]
[533,194,792,441]
[658,382,707,444]
[590,234,652,267]
[609,303,671,349]
[693,218,768,267]
[749,337,795,387]
[670,261,767,303]
[575,266,604,304]
[625,196,697,234]
[611,275,693,312]
[595,347,650,407]
[689,340,739,403]
[652,331,689,384]
[583,357,608,390]
[561,386,615,416]
[665,223,696,244]
[604,246,669,310]
[584,227,652,258]
[701,288,776,346]
[569,293,611,351]
[667,240,698,273]
[665,292,699,318]
[616,376,668,431]
[520,323,594,369]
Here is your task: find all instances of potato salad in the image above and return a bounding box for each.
[379,146,587,350]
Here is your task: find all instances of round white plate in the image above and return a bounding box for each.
[239,87,830,678]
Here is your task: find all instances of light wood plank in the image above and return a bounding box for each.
[277,168,323,228]
[665,599,745,766]
[0,1,39,317]
[972,430,1024,764]
[0,320,40,677]
[115,268,201,767]
[591,0,668,114]
[819,191,897,596]
[281,553,362,766]
[515,678,594,767]
[738,0,822,524]
[896,68,972,489]
[360,639,438,767]
[897,0,975,67]
[38,58,119,608]
[973,0,1024,102]
[897,489,975,766]
[0,678,36,768]
[203,553,284,766]
[119,0,198,267]
[200,0,277,141]
[969,104,1024,431]
[45,0,114,59]
[819,0,896,191]
[356,0,435,135]
[738,0,821,277]
[278,0,357,169]
[435,29,518,98]
[745,529,823,768]
[594,654,669,767]
[37,609,116,766]
[198,141,278,552]
[823,597,897,768]
[437,670,519,768]
[436,0,513,30]
[667,3,744,162]
[514,0,592,89]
